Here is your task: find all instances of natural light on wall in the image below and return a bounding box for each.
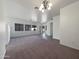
[41,13,47,23]
[32,10,37,22]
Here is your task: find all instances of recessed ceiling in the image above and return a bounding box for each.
[16,0,79,17]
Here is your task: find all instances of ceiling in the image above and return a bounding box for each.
[16,0,79,17]
[48,0,79,16]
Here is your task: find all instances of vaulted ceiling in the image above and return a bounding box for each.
[16,0,79,17]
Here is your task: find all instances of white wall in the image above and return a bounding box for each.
[0,0,7,59]
[60,1,79,50]
[5,0,40,38]
[8,18,40,38]
[53,16,60,39]
[45,20,53,36]
[44,15,60,39]
[6,0,32,20]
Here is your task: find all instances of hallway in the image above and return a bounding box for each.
[0,0,79,59]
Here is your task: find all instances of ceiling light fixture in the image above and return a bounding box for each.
[39,0,52,13]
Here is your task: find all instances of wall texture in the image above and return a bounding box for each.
[60,1,79,50]
[53,16,60,39]
[45,20,53,36]
[6,0,32,20]
[0,0,7,59]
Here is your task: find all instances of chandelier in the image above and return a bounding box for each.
[39,0,52,12]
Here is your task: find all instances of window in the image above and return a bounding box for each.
[15,23,24,31]
[25,25,31,31]
[31,25,37,31]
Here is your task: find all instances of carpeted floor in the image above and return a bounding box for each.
[5,35,79,59]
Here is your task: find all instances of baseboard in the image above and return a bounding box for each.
[60,44,79,51]
[10,34,41,39]
[53,38,79,51]
[52,38,60,44]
